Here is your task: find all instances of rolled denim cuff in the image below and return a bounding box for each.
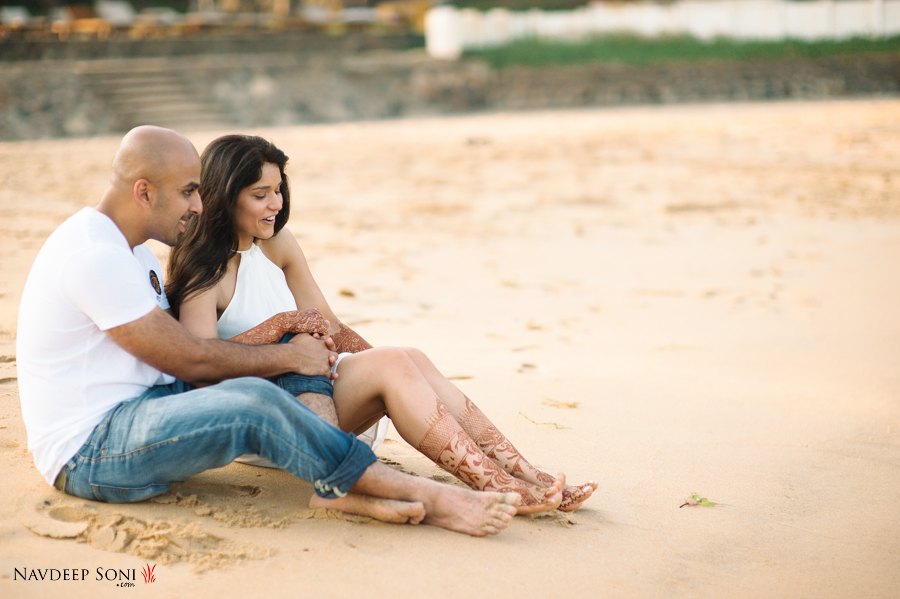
[312,438,377,499]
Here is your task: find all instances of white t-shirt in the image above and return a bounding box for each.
[16,208,174,485]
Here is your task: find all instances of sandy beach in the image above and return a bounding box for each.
[0,99,898,598]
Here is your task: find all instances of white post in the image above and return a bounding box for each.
[426,7,464,60]
[873,0,884,35]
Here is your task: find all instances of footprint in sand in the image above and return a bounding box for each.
[23,500,270,572]
[151,483,288,529]
[376,456,418,477]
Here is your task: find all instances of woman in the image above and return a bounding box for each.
[167,135,596,515]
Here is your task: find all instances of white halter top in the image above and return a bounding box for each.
[217,243,297,339]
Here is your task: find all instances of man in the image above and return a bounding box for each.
[16,125,519,537]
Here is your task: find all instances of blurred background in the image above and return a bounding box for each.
[1,0,898,140]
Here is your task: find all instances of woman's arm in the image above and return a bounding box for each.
[331,323,372,353]
[264,230,374,353]
[177,285,224,339]
[177,279,329,345]
[229,309,330,345]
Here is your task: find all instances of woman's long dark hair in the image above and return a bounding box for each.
[166,135,291,318]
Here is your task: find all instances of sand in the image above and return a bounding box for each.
[0,99,898,598]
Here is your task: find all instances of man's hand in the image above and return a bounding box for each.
[287,333,337,378]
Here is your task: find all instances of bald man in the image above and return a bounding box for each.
[16,126,519,537]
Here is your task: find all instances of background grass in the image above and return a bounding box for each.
[466,34,900,68]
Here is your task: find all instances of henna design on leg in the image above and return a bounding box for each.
[457,396,547,483]
[416,404,560,514]
[457,396,597,510]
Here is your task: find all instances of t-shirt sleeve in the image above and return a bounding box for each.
[61,244,158,331]
[133,244,171,311]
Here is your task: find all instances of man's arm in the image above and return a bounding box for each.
[106,307,335,385]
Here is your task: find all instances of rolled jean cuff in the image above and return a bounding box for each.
[313,439,377,499]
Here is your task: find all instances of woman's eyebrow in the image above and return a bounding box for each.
[251,180,282,191]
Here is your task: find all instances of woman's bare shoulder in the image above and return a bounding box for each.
[260,228,305,268]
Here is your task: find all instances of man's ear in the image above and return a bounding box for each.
[133,178,153,209]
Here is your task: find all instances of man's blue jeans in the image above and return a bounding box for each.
[58,377,377,503]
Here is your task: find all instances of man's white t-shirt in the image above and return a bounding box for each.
[16,208,174,485]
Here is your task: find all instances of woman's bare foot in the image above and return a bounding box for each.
[558,481,599,512]
[421,487,521,537]
[504,473,564,515]
[308,493,426,524]
[479,472,564,515]
[529,470,598,511]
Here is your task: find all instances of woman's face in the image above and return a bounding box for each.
[234,162,283,249]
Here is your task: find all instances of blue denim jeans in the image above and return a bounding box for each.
[271,372,333,397]
[271,334,334,398]
[58,377,376,503]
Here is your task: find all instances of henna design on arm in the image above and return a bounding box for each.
[229,309,329,345]
[331,324,372,353]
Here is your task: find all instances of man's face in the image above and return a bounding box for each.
[151,151,201,246]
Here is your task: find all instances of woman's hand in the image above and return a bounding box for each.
[284,308,330,336]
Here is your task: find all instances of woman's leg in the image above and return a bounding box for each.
[332,348,562,514]
[402,348,598,512]
[272,372,426,522]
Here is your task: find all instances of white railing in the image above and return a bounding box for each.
[426,0,900,58]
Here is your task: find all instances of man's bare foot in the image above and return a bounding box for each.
[421,487,521,537]
[558,481,598,512]
[309,493,426,524]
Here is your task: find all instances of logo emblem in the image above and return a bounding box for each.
[141,563,156,584]
[149,270,162,295]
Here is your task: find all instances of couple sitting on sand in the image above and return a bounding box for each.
[17,126,596,537]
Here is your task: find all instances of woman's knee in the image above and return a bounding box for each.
[401,346,425,362]
[401,347,437,372]
[369,347,423,381]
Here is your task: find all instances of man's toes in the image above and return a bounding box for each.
[503,492,522,507]
[481,524,500,536]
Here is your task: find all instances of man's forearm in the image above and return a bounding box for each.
[107,308,334,386]
[184,338,329,384]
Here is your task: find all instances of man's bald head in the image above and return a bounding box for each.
[99,125,202,248]
[111,125,199,190]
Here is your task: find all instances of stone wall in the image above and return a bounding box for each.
[488,54,900,108]
[193,52,493,127]
[1,49,897,141]
[0,62,120,139]
[0,31,423,62]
